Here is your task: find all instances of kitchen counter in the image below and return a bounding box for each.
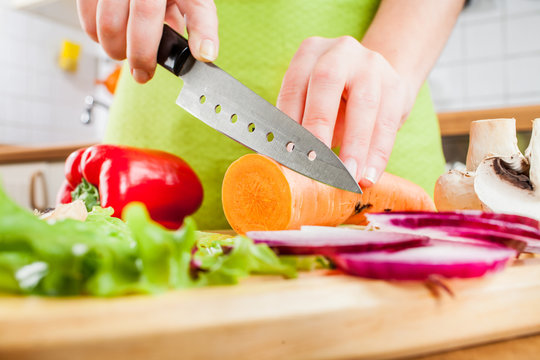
[0,143,96,164]
[2,259,540,360]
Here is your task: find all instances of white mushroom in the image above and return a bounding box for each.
[434,118,522,211]
[466,119,525,171]
[434,170,482,211]
[474,119,540,220]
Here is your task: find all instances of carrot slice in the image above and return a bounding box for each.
[222,154,435,234]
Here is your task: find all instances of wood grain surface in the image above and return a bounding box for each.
[1,257,540,360]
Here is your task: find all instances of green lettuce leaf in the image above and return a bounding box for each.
[193,234,297,286]
[0,183,298,297]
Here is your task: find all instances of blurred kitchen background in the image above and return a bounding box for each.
[0,0,112,146]
[0,0,539,209]
[429,0,540,167]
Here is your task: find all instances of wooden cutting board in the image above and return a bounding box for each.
[1,257,540,360]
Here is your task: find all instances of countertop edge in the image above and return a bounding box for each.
[0,143,97,165]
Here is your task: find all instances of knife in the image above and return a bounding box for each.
[157,24,362,194]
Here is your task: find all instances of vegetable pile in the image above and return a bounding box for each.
[0,185,296,296]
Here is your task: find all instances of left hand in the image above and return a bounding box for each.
[276,36,417,188]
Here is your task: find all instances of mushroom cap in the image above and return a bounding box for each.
[434,170,482,211]
[474,155,540,221]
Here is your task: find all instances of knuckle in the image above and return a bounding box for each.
[337,35,358,47]
[191,0,217,11]
[278,82,300,102]
[379,114,400,132]
[300,36,324,49]
[370,145,390,164]
[344,136,370,152]
[295,37,324,58]
[279,69,307,98]
[311,62,343,85]
[369,51,385,64]
[303,116,334,130]
[98,13,123,37]
[107,48,126,61]
[132,0,162,18]
[129,51,155,69]
[349,90,380,110]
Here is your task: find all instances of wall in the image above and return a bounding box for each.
[429,0,540,112]
[0,4,108,146]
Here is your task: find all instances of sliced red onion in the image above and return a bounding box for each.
[379,211,539,230]
[246,227,429,256]
[366,212,539,253]
[331,244,515,280]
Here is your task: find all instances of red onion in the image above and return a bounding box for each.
[331,244,515,280]
[366,211,539,252]
[247,227,429,256]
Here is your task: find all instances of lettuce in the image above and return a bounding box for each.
[0,185,296,296]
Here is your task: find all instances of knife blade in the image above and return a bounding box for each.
[157,24,361,194]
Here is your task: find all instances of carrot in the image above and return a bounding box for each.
[222,154,436,234]
[344,172,436,226]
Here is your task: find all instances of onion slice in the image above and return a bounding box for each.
[331,244,515,280]
[246,227,429,256]
[382,211,539,230]
[366,211,540,252]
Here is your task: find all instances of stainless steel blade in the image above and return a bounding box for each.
[176,60,362,194]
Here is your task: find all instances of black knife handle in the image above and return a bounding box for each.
[157,24,194,77]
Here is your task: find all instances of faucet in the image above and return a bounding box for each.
[81,95,109,125]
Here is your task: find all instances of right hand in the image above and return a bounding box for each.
[77,0,219,83]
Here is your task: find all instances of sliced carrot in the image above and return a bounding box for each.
[222,154,436,234]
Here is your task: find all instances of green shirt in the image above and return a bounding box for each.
[105,0,446,229]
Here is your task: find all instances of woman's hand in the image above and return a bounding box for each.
[77,0,219,83]
[277,36,416,188]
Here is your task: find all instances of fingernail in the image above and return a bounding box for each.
[363,167,380,184]
[132,68,150,83]
[199,39,216,61]
[344,158,358,179]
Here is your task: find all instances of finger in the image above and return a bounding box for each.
[301,47,349,147]
[165,2,186,35]
[77,0,99,42]
[96,0,129,60]
[127,0,167,83]
[338,72,381,182]
[359,84,403,188]
[177,0,219,62]
[331,98,347,148]
[276,37,331,123]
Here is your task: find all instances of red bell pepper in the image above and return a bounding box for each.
[57,144,203,229]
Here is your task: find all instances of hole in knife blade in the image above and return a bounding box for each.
[308,150,317,161]
[266,132,274,142]
[199,95,206,104]
[230,114,238,123]
[286,142,295,152]
[248,123,256,133]
[214,105,222,114]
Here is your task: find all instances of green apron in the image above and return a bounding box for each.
[105,0,446,230]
